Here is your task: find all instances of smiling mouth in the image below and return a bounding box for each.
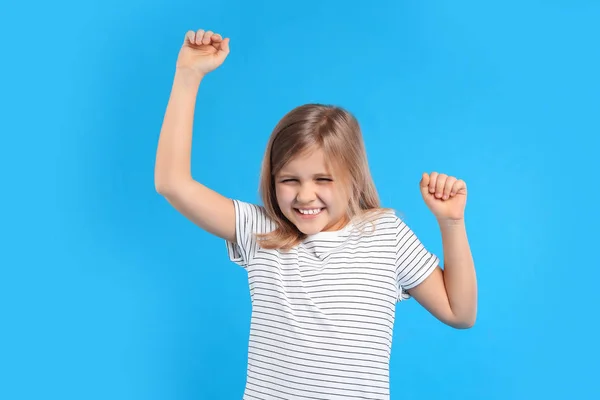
[294,208,324,217]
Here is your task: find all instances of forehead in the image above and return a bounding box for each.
[278,147,333,175]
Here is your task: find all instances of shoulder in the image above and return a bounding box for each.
[352,207,423,246]
[231,199,267,217]
[349,208,403,240]
[231,199,276,233]
[356,207,403,229]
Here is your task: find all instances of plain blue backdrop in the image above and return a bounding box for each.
[2,0,599,399]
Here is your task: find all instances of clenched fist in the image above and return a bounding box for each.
[176,29,230,77]
[420,172,468,222]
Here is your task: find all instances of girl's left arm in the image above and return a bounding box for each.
[408,172,478,329]
[409,220,477,328]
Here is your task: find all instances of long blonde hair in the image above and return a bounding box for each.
[257,103,393,250]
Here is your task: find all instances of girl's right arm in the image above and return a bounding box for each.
[154,30,236,243]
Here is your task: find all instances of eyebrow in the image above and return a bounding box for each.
[277,172,332,178]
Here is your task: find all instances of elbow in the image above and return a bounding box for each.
[154,170,169,194]
[155,181,171,195]
[155,181,182,197]
[454,319,476,330]
[450,313,477,329]
[155,179,170,195]
[154,161,186,195]
[155,174,190,196]
[155,180,182,198]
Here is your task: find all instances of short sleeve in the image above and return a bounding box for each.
[394,217,440,302]
[225,199,273,269]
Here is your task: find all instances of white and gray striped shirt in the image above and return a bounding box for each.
[226,199,440,400]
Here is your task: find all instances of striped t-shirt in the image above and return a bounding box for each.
[226,199,440,400]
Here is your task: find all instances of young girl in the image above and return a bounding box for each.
[155,29,477,400]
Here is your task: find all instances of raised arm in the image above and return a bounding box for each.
[154,29,236,243]
[408,172,477,329]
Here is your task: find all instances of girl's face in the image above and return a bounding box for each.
[274,147,350,235]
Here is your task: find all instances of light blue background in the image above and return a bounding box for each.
[2,0,599,399]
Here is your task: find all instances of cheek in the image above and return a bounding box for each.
[275,186,295,206]
[329,189,349,210]
[317,188,338,207]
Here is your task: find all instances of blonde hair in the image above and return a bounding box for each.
[257,103,393,250]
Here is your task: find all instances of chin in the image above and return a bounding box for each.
[296,225,325,235]
[291,217,325,233]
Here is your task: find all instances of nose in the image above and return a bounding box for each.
[296,183,317,204]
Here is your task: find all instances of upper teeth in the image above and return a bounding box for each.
[298,208,321,215]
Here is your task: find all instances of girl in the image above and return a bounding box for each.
[155,29,477,400]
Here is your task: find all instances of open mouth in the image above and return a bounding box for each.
[294,208,324,218]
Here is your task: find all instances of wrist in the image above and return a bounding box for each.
[437,217,466,229]
[174,67,205,85]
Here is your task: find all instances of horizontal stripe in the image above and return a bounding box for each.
[226,199,440,400]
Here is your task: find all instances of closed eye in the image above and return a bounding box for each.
[278,178,332,183]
